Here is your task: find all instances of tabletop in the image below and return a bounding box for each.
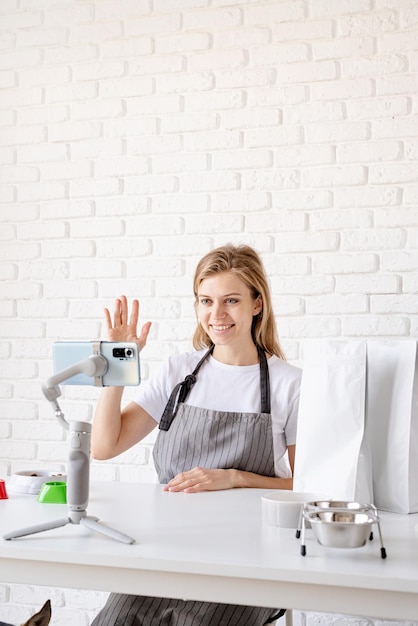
[1,481,418,621]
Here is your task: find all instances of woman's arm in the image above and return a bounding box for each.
[91,392,157,459]
[163,445,296,493]
[231,444,295,489]
[91,296,155,460]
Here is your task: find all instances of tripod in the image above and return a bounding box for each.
[3,355,135,544]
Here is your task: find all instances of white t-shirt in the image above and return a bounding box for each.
[133,349,302,477]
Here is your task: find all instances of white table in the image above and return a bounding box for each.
[1,481,418,621]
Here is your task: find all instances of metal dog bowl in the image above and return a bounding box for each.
[299,501,387,559]
[296,500,377,538]
[305,510,377,548]
[304,500,376,514]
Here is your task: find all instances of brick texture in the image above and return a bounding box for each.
[0,1,417,624]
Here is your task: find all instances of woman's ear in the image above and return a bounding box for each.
[253,295,263,316]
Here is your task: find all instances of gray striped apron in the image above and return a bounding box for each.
[92,346,285,626]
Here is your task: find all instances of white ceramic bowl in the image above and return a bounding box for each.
[262,490,329,529]
[8,470,66,495]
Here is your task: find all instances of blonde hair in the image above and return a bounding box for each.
[192,244,286,360]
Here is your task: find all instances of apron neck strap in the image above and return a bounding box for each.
[159,344,270,431]
[159,345,214,431]
[257,345,271,414]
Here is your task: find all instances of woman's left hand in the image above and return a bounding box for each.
[163,467,237,493]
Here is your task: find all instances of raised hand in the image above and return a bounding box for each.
[104,295,151,352]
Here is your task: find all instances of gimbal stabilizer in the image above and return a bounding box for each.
[3,354,135,544]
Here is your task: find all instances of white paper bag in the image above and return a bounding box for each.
[293,340,373,503]
[366,339,418,514]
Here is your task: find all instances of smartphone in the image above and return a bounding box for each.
[53,341,141,386]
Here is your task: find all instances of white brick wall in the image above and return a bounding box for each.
[1,0,417,624]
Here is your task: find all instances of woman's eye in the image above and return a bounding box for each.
[226,298,238,304]
[200,298,211,305]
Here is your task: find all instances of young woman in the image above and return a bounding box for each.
[91,244,301,626]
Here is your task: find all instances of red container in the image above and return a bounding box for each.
[0,479,8,499]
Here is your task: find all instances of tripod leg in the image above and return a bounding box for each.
[3,517,70,540]
[80,516,135,544]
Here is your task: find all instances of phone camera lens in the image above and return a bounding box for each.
[112,347,134,359]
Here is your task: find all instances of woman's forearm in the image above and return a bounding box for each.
[231,470,293,490]
[91,386,125,459]
[164,466,293,492]
[92,388,157,460]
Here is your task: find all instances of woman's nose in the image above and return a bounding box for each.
[212,301,226,317]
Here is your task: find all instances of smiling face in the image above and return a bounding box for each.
[196,271,262,364]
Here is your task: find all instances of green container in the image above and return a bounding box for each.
[37,481,67,504]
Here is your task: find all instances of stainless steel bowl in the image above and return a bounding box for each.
[304,510,377,548]
[304,500,375,513]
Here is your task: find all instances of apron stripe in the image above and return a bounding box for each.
[92,594,282,625]
[154,407,275,483]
